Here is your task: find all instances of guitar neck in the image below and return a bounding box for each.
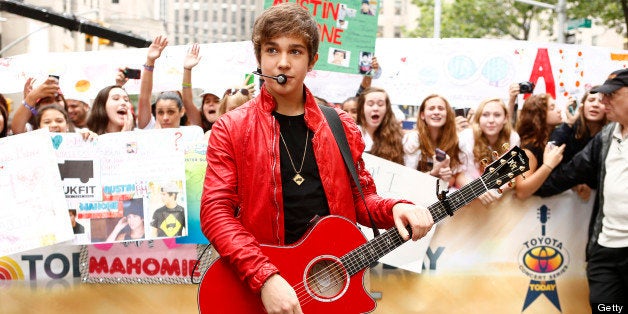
[341,176,489,276]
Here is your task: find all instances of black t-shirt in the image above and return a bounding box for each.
[272,112,330,244]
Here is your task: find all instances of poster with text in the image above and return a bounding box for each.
[52,128,204,244]
[0,129,74,256]
[81,239,199,284]
[264,0,378,75]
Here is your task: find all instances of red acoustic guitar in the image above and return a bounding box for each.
[198,146,529,313]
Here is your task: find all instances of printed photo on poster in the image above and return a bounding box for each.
[329,48,350,67]
[89,198,146,243]
[360,0,376,15]
[358,51,373,74]
[148,181,187,238]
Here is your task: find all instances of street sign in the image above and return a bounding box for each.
[567,18,592,30]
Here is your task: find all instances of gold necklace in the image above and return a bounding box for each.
[279,129,309,185]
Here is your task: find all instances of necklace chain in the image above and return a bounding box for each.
[279,129,309,185]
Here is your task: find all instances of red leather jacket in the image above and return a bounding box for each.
[200,85,408,293]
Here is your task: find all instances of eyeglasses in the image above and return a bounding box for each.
[224,88,249,96]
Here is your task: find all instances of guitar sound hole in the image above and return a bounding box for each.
[305,258,347,300]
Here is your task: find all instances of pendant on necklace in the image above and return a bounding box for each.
[293,173,305,185]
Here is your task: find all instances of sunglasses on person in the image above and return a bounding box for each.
[224,88,249,96]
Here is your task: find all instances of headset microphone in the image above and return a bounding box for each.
[252,70,287,85]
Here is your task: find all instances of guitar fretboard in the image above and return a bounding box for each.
[340,175,490,276]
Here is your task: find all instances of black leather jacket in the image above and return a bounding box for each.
[536,122,616,260]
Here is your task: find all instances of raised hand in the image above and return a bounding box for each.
[184,43,201,70]
[147,35,168,64]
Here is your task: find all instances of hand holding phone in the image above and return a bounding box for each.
[568,100,578,115]
[435,148,447,162]
[123,68,141,79]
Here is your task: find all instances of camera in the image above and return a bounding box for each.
[123,68,141,79]
[455,107,470,118]
[518,81,535,94]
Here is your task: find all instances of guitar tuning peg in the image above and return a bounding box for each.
[492,151,499,160]
[496,179,502,186]
[480,158,489,167]
[509,179,516,187]
[501,143,510,153]
[511,151,518,156]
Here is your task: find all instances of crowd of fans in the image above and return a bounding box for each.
[0,37,609,208]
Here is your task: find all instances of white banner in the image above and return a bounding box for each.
[0,129,74,256]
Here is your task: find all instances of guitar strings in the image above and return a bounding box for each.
[292,152,520,306]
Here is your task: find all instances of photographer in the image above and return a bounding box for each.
[513,93,565,200]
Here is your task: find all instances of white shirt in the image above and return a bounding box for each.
[457,128,521,181]
[599,123,628,248]
[402,130,466,175]
[357,125,374,152]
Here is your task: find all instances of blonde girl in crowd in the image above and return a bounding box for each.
[549,88,608,201]
[514,93,565,199]
[85,85,135,135]
[356,87,405,164]
[218,86,254,116]
[458,98,520,204]
[201,85,254,140]
[403,94,465,188]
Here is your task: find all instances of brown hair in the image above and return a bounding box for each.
[413,94,461,170]
[86,85,130,135]
[252,3,319,65]
[516,93,552,151]
[471,98,512,168]
[357,87,404,164]
[574,87,608,140]
[36,104,76,132]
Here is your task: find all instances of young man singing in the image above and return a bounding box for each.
[200,3,434,313]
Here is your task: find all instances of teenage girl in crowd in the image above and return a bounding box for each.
[85,85,135,135]
[550,88,608,201]
[11,76,64,134]
[181,42,222,133]
[218,86,254,116]
[201,85,254,140]
[35,104,98,143]
[136,35,186,129]
[458,98,520,204]
[514,93,565,199]
[403,94,465,188]
[356,87,405,164]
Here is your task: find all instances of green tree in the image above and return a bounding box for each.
[567,0,628,47]
[407,0,552,40]
[408,0,627,45]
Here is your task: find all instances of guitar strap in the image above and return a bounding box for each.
[319,105,380,237]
